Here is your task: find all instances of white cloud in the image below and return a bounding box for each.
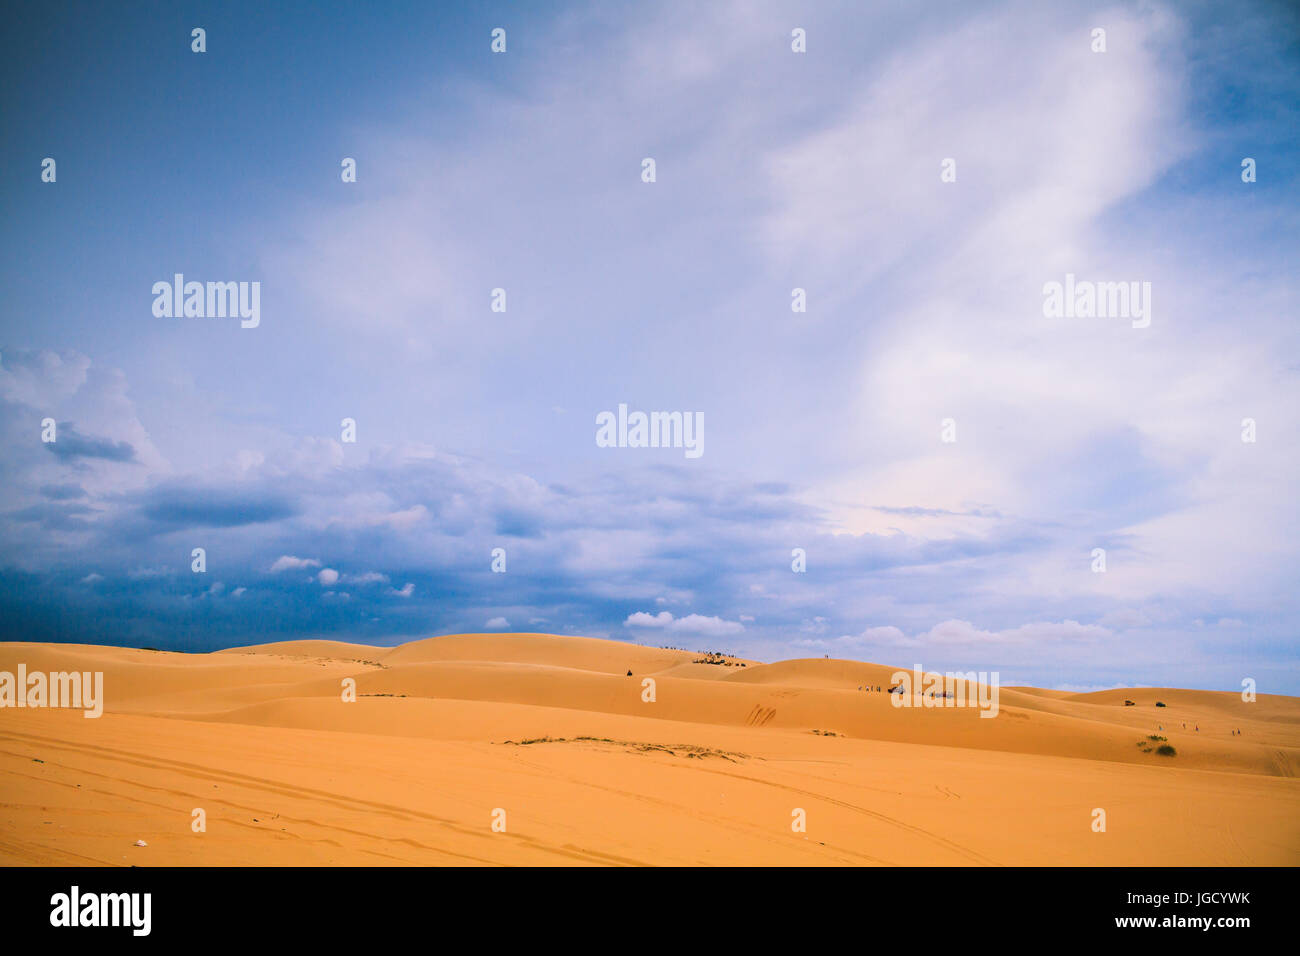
[626,611,673,628]
[624,611,744,637]
[346,571,389,585]
[837,619,1110,648]
[791,637,829,649]
[836,626,908,647]
[270,555,320,573]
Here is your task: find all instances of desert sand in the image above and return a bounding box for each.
[1,632,1296,866]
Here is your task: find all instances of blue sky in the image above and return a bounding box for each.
[1,0,1297,692]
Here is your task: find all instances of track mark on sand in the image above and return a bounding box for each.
[0,729,650,866]
[694,763,1000,865]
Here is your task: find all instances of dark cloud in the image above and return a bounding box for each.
[494,507,545,538]
[0,445,1290,694]
[6,501,98,530]
[139,484,299,529]
[40,482,88,500]
[44,423,136,463]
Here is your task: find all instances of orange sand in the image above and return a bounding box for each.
[1,633,1296,865]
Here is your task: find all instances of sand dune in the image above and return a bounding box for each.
[2,633,1297,865]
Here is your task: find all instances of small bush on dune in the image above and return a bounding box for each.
[1155,701,1166,707]
[1156,744,1177,756]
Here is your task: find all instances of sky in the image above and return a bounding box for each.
[1,0,1297,692]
